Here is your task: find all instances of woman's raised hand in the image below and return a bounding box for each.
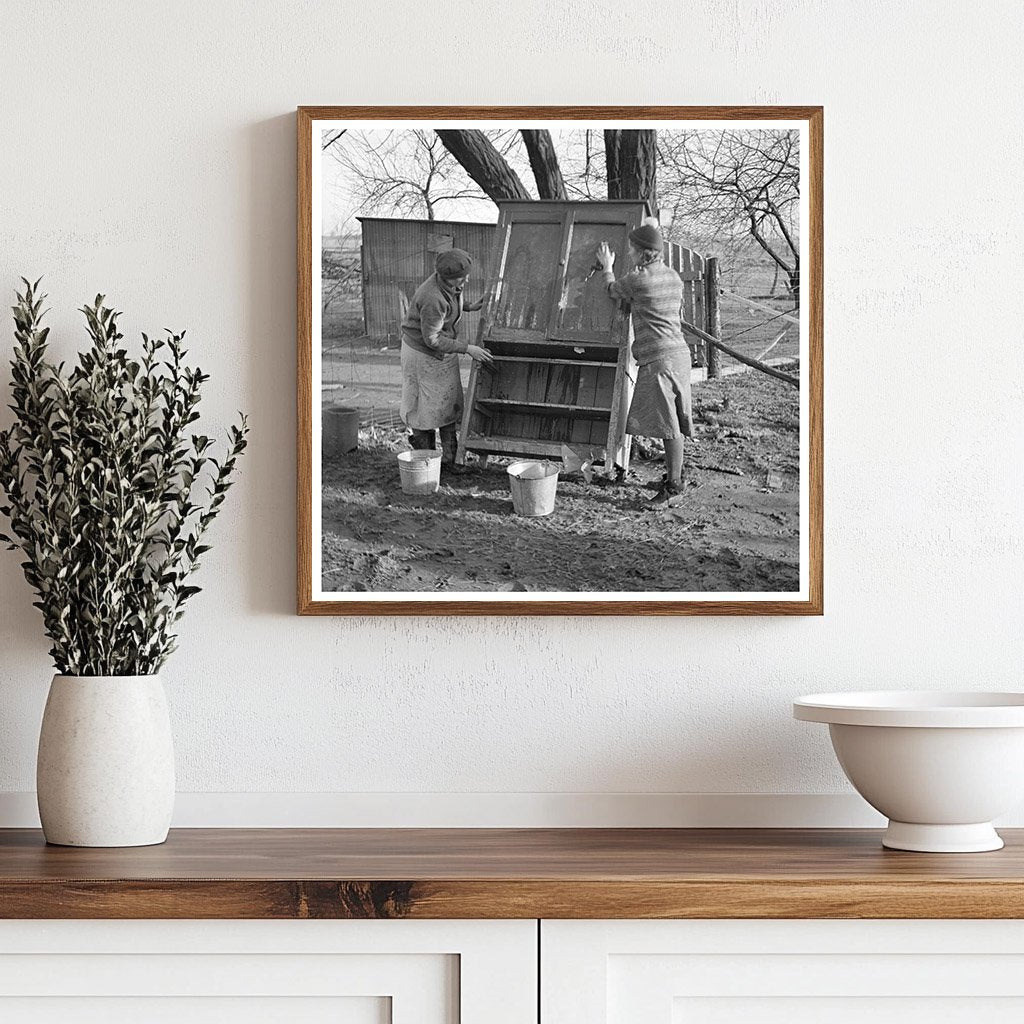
[596,242,615,271]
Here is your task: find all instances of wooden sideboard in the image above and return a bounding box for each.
[3,828,1024,1021]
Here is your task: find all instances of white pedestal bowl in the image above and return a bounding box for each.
[793,691,1024,852]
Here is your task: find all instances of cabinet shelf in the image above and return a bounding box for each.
[477,398,611,415]
[488,355,615,368]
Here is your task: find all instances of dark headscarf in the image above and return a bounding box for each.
[435,248,473,280]
[628,223,664,251]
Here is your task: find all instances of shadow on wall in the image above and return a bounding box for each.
[0,571,50,672]
[244,114,299,617]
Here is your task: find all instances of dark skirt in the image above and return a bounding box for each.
[627,352,694,439]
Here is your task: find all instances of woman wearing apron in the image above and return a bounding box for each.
[399,248,493,475]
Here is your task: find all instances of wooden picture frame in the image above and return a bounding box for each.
[298,106,823,615]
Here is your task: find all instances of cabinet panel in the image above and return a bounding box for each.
[542,920,1024,1024]
[0,996,389,1024]
[0,920,536,1024]
[554,219,628,339]
[674,997,1024,1024]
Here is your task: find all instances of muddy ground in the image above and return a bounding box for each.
[320,364,801,595]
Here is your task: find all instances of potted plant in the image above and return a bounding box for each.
[0,280,247,847]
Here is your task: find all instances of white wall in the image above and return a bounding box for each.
[1,0,1022,827]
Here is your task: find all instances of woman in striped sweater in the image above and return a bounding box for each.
[597,223,694,508]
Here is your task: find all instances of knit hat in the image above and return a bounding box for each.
[628,224,664,252]
[435,248,473,280]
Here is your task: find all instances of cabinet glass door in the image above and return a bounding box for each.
[550,215,632,343]
[488,219,564,334]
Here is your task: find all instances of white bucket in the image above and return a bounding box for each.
[507,460,559,516]
[397,449,442,494]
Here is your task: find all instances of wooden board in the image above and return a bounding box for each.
[676,244,706,366]
[3,828,1024,920]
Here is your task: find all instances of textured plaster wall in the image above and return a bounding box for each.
[0,1,1022,815]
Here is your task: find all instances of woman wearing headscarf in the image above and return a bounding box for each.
[596,224,694,508]
[399,247,493,475]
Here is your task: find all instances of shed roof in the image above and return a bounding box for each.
[356,216,498,227]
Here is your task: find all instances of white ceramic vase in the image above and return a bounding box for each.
[36,675,175,847]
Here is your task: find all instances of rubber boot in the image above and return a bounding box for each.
[439,423,470,476]
[408,428,436,451]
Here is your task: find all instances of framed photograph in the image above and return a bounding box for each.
[298,106,822,615]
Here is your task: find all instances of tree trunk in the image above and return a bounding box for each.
[435,130,532,202]
[604,129,657,213]
[520,129,567,200]
[788,260,800,306]
[604,130,622,198]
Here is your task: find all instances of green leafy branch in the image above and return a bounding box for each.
[0,279,249,675]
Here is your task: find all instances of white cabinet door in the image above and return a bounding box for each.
[0,919,536,1024]
[542,920,1024,1024]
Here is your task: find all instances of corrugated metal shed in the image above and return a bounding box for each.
[358,217,497,345]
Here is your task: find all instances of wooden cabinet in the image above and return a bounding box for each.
[542,920,1024,1023]
[4,829,1024,1021]
[459,200,649,473]
[0,920,536,1024]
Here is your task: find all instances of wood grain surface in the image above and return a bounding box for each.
[296,105,824,616]
[2,827,1020,920]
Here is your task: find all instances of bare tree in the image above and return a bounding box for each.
[437,127,657,210]
[328,130,493,220]
[327,125,671,226]
[659,130,800,297]
[435,129,532,202]
[520,129,567,200]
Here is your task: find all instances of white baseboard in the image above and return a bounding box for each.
[3,791,1020,829]
[0,791,881,828]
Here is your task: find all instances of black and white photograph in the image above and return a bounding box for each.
[300,110,822,612]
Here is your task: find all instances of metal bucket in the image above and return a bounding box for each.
[323,405,360,455]
[507,460,559,516]
[397,449,442,495]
